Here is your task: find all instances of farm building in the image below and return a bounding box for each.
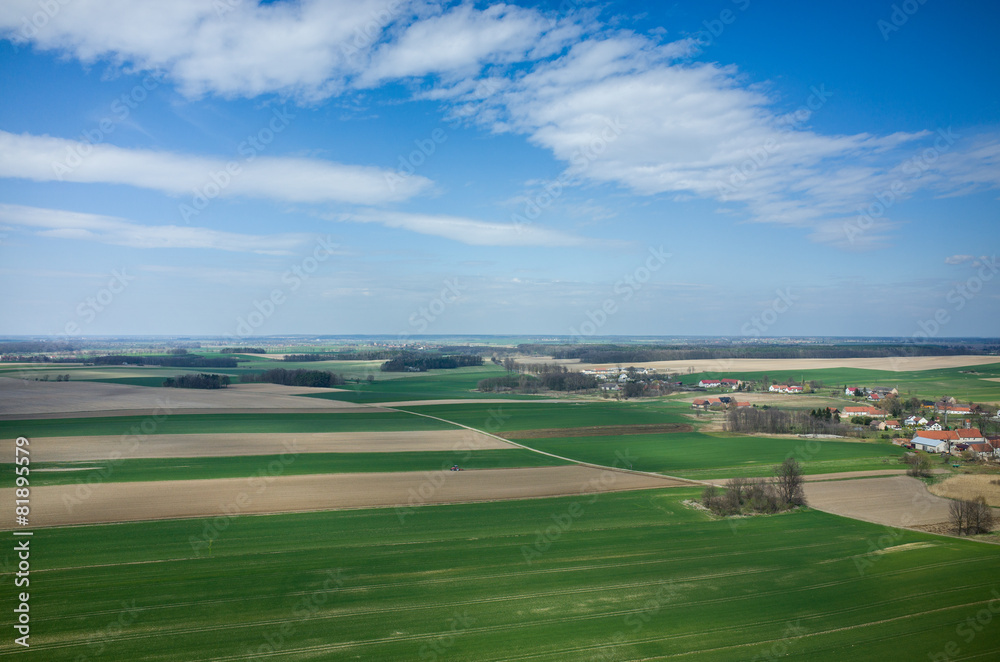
[843,406,889,418]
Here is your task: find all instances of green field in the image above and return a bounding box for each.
[4,489,999,660]
[0,411,457,438]
[508,432,909,479]
[303,365,549,402]
[6,449,570,486]
[688,362,1000,403]
[396,400,687,431]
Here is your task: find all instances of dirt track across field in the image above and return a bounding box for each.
[27,430,516,462]
[505,423,693,439]
[802,475,955,527]
[526,356,1000,373]
[0,379,381,419]
[10,465,688,527]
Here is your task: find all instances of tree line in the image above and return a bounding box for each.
[220,347,266,354]
[724,407,861,437]
[381,353,483,372]
[92,354,238,368]
[163,373,231,389]
[240,368,346,387]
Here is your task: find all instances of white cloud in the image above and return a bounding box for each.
[0,130,431,205]
[0,0,403,100]
[359,4,540,85]
[338,210,595,247]
[442,32,1000,247]
[0,203,312,254]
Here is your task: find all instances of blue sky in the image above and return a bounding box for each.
[0,0,997,340]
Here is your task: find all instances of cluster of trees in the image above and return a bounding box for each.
[701,459,806,516]
[950,497,994,536]
[92,354,238,368]
[28,374,72,381]
[724,407,858,437]
[162,373,230,389]
[904,453,933,477]
[809,408,840,422]
[381,353,483,372]
[477,369,597,393]
[220,347,266,354]
[0,341,78,354]
[240,368,346,387]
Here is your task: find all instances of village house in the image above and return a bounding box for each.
[879,420,902,431]
[904,414,928,427]
[698,378,721,388]
[843,405,889,418]
[910,428,985,454]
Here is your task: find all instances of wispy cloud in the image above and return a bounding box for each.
[336,210,598,247]
[0,203,313,254]
[0,130,431,205]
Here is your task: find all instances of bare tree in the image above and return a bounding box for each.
[905,453,932,478]
[773,458,806,507]
[950,497,994,535]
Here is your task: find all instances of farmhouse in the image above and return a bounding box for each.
[786,385,803,393]
[698,378,721,388]
[843,406,889,418]
[736,401,751,408]
[720,378,741,388]
[769,384,787,392]
[904,415,928,427]
[955,428,985,443]
[910,431,955,453]
[879,420,902,431]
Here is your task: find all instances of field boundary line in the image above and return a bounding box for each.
[381,404,703,487]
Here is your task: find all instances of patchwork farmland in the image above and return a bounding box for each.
[2,362,1000,660]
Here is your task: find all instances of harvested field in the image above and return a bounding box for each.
[0,378,371,418]
[504,423,692,439]
[535,355,1000,373]
[24,429,514,462]
[803,475,956,527]
[929,474,1000,507]
[11,465,687,527]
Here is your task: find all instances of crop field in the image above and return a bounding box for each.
[686,362,1000,403]
[6,449,570,487]
[507,432,909,479]
[3,489,999,660]
[304,366,549,402]
[0,411,458,438]
[397,400,688,431]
